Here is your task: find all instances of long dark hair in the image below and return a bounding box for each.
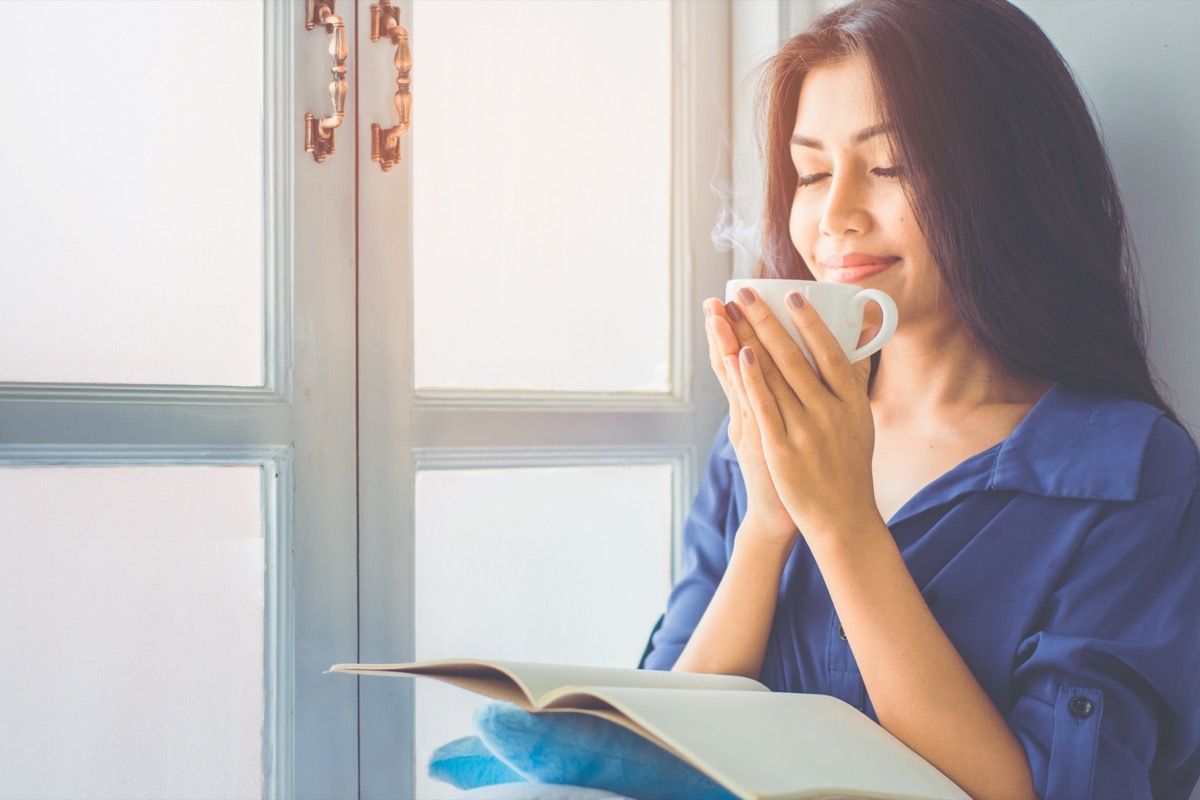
[757,0,1177,422]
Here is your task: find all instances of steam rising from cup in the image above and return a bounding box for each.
[710,192,762,280]
[710,179,790,279]
[710,108,796,280]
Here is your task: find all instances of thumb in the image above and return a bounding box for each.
[853,355,874,387]
[853,325,881,387]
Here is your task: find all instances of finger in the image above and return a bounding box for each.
[728,351,763,447]
[733,286,825,403]
[704,309,733,399]
[706,299,755,423]
[724,295,798,407]
[853,325,880,388]
[711,314,745,364]
[723,353,746,433]
[784,290,860,399]
[853,353,874,389]
[738,346,786,439]
[706,298,750,371]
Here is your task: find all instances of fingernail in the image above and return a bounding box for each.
[725,301,744,322]
[786,291,805,310]
[741,347,755,365]
[737,287,757,306]
[703,304,712,319]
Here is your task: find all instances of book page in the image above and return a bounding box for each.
[328,658,768,707]
[508,661,769,705]
[547,687,969,800]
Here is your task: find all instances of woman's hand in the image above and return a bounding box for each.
[717,289,1038,800]
[725,287,882,541]
[703,298,796,543]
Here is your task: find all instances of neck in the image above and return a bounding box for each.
[869,316,1050,429]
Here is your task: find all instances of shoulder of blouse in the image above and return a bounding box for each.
[988,383,1198,502]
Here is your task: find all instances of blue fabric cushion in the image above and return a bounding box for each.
[474,702,738,800]
[429,734,524,790]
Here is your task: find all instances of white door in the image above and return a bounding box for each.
[355,2,731,796]
[0,1,732,798]
[0,1,356,796]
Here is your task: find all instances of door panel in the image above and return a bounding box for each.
[0,0,265,387]
[1,2,732,798]
[412,0,673,394]
[356,1,732,797]
[0,2,359,798]
[412,462,674,799]
[0,465,264,799]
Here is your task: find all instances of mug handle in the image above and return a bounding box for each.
[847,289,898,364]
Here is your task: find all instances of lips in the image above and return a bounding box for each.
[819,253,899,283]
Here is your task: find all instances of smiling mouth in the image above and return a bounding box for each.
[820,256,899,283]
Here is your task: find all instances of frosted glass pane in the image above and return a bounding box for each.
[0,466,264,800]
[413,0,672,392]
[0,1,264,386]
[413,463,674,799]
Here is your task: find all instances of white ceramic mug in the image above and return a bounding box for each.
[725,279,898,366]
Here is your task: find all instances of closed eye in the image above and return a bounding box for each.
[797,166,904,188]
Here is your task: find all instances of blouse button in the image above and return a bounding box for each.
[836,625,848,641]
[1068,696,1095,719]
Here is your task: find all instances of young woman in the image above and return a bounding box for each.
[640,1,1200,798]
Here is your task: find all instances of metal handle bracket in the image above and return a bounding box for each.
[370,0,412,172]
[305,0,348,163]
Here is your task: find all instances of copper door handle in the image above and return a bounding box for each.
[370,0,411,172]
[305,0,348,163]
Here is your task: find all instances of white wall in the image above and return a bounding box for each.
[1013,0,1200,435]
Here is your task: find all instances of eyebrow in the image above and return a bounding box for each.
[790,123,891,149]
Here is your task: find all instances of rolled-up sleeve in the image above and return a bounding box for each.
[1008,420,1200,799]
[641,421,738,671]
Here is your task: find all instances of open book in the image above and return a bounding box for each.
[328,658,969,800]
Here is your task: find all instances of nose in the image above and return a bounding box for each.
[819,172,871,237]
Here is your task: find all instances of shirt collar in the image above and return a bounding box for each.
[717,382,1164,509]
[987,382,1162,502]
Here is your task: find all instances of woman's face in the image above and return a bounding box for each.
[788,55,947,332]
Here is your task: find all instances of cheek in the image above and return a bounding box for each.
[788,198,817,258]
[882,194,923,248]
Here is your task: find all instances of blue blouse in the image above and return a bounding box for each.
[642,383,1200,799]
